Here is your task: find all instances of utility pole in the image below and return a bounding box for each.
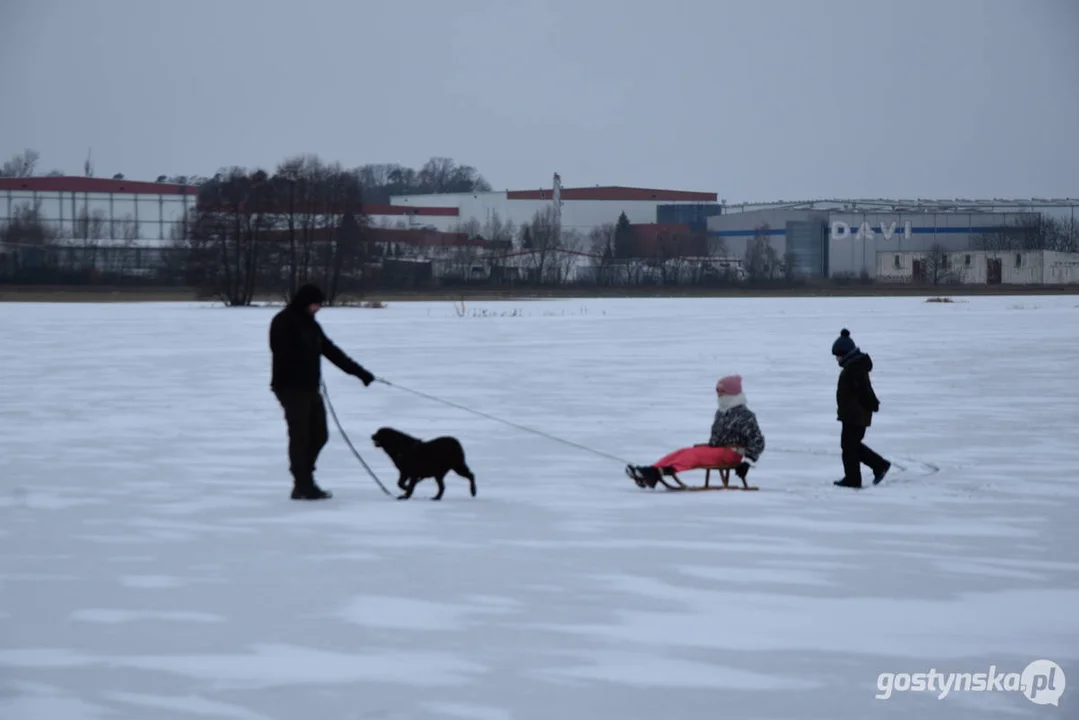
[552,172,563,241]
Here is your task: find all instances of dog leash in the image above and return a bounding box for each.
[321,379,393,496]
[373,377,634,466]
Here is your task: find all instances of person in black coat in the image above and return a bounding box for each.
[831,328,891,488]
[270,284,376,500]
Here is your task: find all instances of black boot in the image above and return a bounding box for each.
[735,462,751,481]
[290,476,333,500]
[834,477,862,489]
[626,465,660,488]
[640,466,661,488]
[873,461,891,485]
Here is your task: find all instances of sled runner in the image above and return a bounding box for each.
[664,464,759,492]
[627,461,760,492]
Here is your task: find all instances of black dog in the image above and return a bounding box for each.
[371,426,477,501]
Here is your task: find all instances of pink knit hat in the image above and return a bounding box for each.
[716,374,742,395]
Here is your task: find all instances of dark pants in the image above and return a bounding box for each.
[840,422,887,485]
[274,389,329,489]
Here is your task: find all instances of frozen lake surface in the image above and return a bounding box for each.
[2,294,1077,719]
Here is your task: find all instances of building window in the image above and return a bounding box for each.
[964,254,971,266]
[1016,253,1022,267]
[893,255,900,269]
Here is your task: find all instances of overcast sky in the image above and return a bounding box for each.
[1,0,1076,202]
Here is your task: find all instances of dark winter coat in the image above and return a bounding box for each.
[269,297,373,392]
[836,351,880,427]
[709,400,766,462]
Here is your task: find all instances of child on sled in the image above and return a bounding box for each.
[626,374,765,488]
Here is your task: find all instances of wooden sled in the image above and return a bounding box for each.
[655,465,759,492]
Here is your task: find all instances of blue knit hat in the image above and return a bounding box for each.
[831,328,856,356]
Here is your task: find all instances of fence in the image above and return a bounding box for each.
[0,241,763,291]
[0,244,192,285]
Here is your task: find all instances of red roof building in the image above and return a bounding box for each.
[0,176,199,196]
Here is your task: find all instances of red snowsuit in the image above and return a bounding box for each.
[653,445,745,473]
[651,393,765,472]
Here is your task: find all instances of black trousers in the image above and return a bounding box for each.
[840,422,887,484]
[274,389,329,488]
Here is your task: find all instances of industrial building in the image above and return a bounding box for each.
[388,174,719,234]
[0,176,462,247]
[878,249,1079,285]
[6,174,1077,287]
[0,176,200,246]
[706,199,1079,280]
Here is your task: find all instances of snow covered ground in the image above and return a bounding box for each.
[2,294,1077,720]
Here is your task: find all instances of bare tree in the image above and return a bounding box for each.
[190,167,279,306]
[587,223,617,285]
[354,157,491,202]
[0,200,60,281]
[266,154,367,301]
[74,207,108,242]
[72,206,108,270]
[921,243,954,285]
[482,211,515,245]
[327,210,370,302]
[649,227,699,284]
[523,206,562,283]
[107,214,142,276]
[743,224,781,281]
[555,229,586,283]
[1061,216,1079,253]
[445,241,485,281]
[972,212,1076,253]
[0,149,40,178]
[0,200,57,249]
[316,168,369,304]
[416,157,493,194]
[453,218,482,239]
[781,249,801,283]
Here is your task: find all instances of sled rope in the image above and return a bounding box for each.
[321,380,393,496]
[374,378,634,466]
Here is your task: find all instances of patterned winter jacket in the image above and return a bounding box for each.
[709,404,766,462]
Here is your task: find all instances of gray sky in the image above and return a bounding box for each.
[1,0,1076,202]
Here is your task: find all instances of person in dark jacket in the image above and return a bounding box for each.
[270,283,376,500]
[831,328,891,488]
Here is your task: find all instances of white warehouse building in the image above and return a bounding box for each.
[389,181,720,235]
[706,198,1079,279]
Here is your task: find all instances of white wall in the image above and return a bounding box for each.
[874,250,1079,284]
[390,192,704,235]
[1042,251,1079,284]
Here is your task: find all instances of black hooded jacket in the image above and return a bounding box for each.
[269,287,372,391]
[836,351,880,426]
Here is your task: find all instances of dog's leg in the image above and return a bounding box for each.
[396,471,409,491]
[431,474,446,501]
[455,463,477,497]
[397,476,418,500]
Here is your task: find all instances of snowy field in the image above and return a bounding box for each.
[2,294,1078,720]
